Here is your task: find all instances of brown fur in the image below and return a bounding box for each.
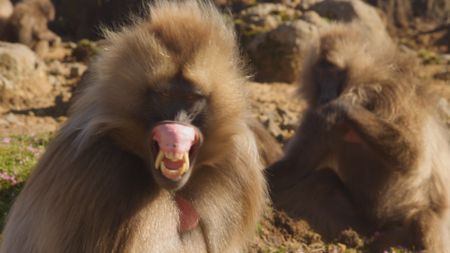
[247,117,283,167]
[0,1,266,252]
[3,0,58,50]
[268,23,450,252]
[0,0,12,34]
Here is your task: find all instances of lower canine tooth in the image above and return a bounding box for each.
[155,150,164,170]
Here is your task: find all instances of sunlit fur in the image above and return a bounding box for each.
[0,1,266,252]
[270,23,450,252]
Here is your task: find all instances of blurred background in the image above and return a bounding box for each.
[0,0,448,252]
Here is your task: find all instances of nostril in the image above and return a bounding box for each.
[152,141,159,154]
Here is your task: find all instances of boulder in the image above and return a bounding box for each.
[0,42,50,108]
[310,0,389,39]
[246,19,319,83]
[236,3,302,35]
[298,0,322,10]
[239,0,391,83]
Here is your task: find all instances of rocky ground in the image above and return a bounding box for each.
[0,0,449,252]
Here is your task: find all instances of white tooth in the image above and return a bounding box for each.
[155,150,164,170]
[167,152,177,161]
[182,152,190,174]
[175,153,183,160]
[181,162,188,175]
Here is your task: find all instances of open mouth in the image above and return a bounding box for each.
[152,122,201,181]
[154,149,190,180]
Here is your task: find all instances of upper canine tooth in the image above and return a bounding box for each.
[182,152,190,174]
[155,150,164,170]
[181,162,187,175]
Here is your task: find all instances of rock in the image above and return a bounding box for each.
[310,0,389,39]
[235,3,302,42]
[235,3,310,84]
[336,229,365,249]
[214,0,255,11]
[48,61,68,76]
[298,0,322,10]
[4,112,17,123]
[246,19,319,83]
[300,11,328,28]
[0,42,50,108]
[41,42,74,61]
[239,0,391,84]
[277,0,302,8]
[69,64,87,79]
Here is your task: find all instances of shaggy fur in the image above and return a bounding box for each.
[268,23,450,252]
[0,1,267,252]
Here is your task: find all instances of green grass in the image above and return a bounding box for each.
[0,134,51,228]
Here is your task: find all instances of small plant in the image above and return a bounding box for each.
[417,48,445,64]
[0,134,51,228]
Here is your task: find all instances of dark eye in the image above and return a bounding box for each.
[184,91,204,101]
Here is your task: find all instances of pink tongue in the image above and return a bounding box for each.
[152,123,197,154]
[175,196,199,232]
[163,157,184,170]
